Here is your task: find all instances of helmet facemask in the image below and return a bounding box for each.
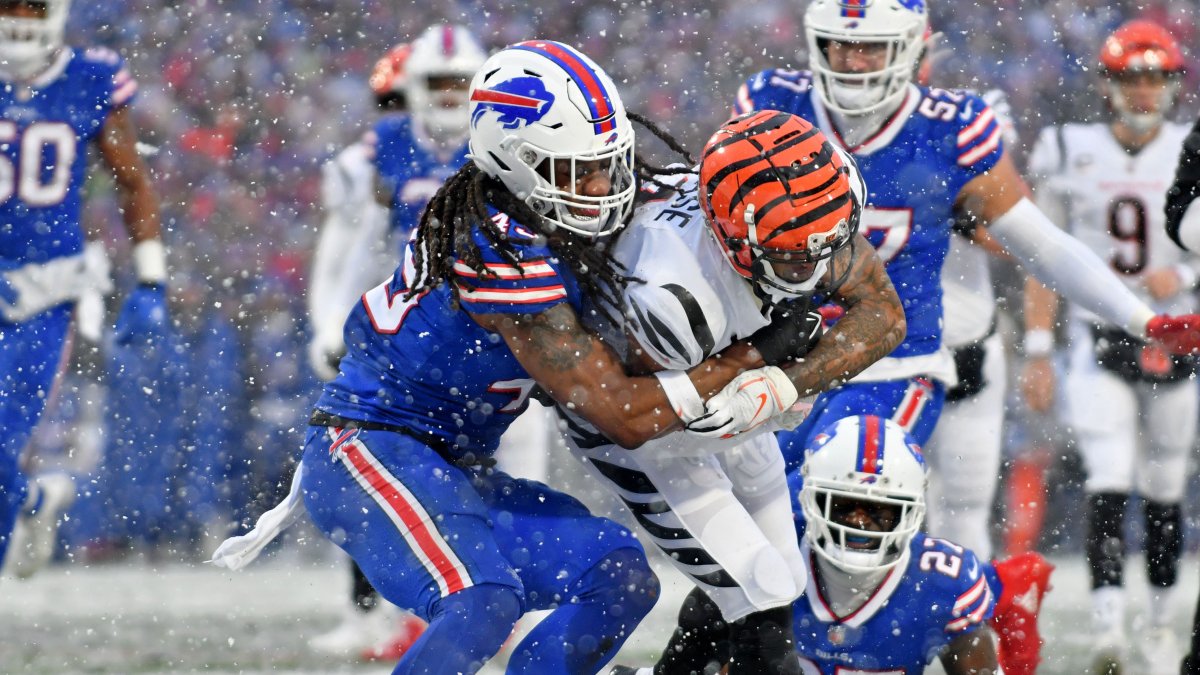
[1105,70,1181,135]
[518,133,636,238]
[798,415,929,575]
[803,0,928,118]
[801,486,924,573]
[0,0,68,79]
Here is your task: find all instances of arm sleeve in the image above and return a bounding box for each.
[987,197,1155,337]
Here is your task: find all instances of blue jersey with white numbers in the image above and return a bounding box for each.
[372,115,469,240]
[792,533,994,674]
[734,71,1003,359]
[0,47,136,264]
[315,208,579,458]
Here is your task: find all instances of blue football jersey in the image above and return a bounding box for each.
[793,533,994,674]
[734,71,1003,361]
[371,114,469,239]
[0,47,136,264]
[315,208,579,458]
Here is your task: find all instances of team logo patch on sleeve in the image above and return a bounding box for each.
[470,77,555,130]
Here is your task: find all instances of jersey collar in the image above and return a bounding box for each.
[27,48,73,89]
[802,541,907,627]
[814,84,920,157]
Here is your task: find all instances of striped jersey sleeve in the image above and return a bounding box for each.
[83,46,138,107]
[453,210,572,315]
[953,92,1004,173]
[944,548,996,634]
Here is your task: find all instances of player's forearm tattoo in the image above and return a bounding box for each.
[786,244,906,397]
[519,303,599,372]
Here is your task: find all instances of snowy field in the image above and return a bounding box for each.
[2,543,1196,675]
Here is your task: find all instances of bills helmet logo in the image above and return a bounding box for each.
[470,76,555,130]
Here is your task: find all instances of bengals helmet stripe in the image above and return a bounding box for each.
[699,110,860,294]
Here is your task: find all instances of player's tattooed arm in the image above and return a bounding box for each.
[470,303,760,448]
[939,625,1002,675]
[781,234,906,397]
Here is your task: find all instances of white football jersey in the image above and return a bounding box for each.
[1029,121,1198,323]
[613,172,771,370]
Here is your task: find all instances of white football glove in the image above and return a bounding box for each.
[686,365,799,439]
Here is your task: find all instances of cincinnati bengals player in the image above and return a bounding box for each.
[1023,20,1197,675]
[575,111,905,675]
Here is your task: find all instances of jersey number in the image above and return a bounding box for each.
[1108,196,1148,275]
[920,537,964,578]
[0,121,76,206]
[861,207,914,264]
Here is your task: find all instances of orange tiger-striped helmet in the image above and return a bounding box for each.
[699,110,862,295]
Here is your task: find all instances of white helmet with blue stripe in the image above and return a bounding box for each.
[0,0,70,79]
[467,40,635,237]
[800,415,928,573]
[404,24,487,144]
[805,0,929,117]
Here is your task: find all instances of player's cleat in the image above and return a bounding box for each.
[2,473,76,579]
[310,604,398,657]
[1138,625,1181,675]
[988,551,1054,675]
[361,613,427,661]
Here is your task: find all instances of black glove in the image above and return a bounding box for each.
[746,301,823,366]
[1165,116,1200,250]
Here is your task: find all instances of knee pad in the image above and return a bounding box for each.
[1086,492,1128,589]
[1145,500,1182,588]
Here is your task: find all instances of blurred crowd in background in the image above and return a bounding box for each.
[27,0,1200,561]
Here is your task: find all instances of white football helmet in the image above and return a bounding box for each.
[468,40,635,237]
[0,0,70,79]
[405,24,487,144]
[805,0,929,117]
[800,415,927,573]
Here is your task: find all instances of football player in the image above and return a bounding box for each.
[294,41,866,674]
[570,111,905,674]
[1021,20,1196,675]
[615,415,1020,675]
[0,0,167,578]
[372,24,484,239]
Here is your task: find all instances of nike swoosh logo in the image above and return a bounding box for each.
[753,393,769,420]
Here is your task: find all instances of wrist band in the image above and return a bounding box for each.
[654,370,706,423]
[133,239,167,285]
[1023,329,1054,358]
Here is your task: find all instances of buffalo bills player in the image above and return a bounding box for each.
[1022,21,1198,674]
[614,416,1008,675]
[296,41,837,674]
[0,0,166,578]
[372,24,484,240]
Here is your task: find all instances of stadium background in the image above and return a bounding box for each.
[7,1,1200,673]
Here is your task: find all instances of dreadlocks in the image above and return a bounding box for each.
[407,112,695,325]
